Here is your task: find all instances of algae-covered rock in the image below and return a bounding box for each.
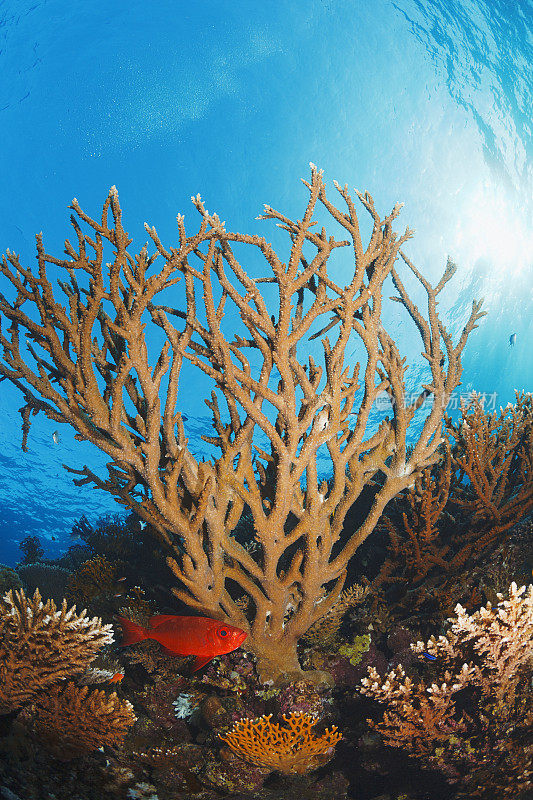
[338,633,371,666]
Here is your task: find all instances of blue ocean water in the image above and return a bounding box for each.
[0,0,531,567]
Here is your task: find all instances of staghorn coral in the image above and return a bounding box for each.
[446,391,533,542]
[23,680,136,759]
[369,446,466,620]
[219,711,342,774]
[0,167,484,682]
[0,587,113,713]
[370,393,533,621]
[359,582,533,797]
[66,554,116,603]
[474,515,533,604]
[303,582,369,648]
[376,441,453,586]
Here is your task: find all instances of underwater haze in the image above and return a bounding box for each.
[0,0,531,566]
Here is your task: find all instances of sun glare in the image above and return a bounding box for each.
[455,182,532,277]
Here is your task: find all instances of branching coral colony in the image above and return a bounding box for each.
[0,588,113,714]
[370,392,533,619]
[359,582,533,796]
[0,589,136,756]
[0,166,484,683]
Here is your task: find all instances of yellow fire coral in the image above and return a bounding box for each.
[25,681,136,760]
[219,712,342,774]
[0,588,113,713]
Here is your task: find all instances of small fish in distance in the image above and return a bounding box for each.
[108,671,125,684]
[116,614,247,672]
[52,430,60,444]
[509,332,517,346]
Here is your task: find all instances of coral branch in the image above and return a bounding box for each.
[0,588,113,713]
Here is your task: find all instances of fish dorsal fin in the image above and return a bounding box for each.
[191,655,213,672]
[149,614,180,627]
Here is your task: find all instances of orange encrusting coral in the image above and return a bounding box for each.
[219,712,342,774]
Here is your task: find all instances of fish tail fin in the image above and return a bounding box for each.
[116,615,148,647]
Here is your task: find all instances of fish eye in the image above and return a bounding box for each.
[219,627,229,637]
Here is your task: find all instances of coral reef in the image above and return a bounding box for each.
[368,393,533,622]
[0,168,484,682]
[446,391,533,539]
[2,542,530,798]
[6,169,531,799]
[0,564,22,595]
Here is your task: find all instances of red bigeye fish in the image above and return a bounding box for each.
[116,614,247,672]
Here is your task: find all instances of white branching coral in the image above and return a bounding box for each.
[358,582,533,797]
[359,662,472,753]
[412,581,533,706]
